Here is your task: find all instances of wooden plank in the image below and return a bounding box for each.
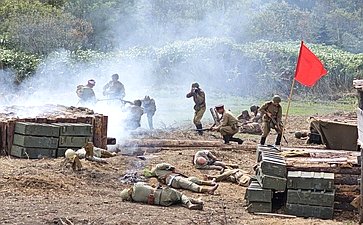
[287,166,361,175]
[93,115,102,148]
[36,117,48,123]
[6,119,16,155]
[335,174,360,185]
[101,115,108,149]
[0,122,6,155]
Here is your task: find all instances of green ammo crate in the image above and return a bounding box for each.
[287,171,334,191]
[11,145,56,159]
[13,134,58,149]
[53,123,93,136]
[15,122,60,137]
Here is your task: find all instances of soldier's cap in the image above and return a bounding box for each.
[191,82,199,88]
[120,188,132,201]
[112,73,119,79]
[88,79,96,85]
[272,95,281,103]
[215,104,224,110]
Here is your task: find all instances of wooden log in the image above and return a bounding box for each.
[93,115,103,148]
[335,193,358,203]
[0,122,6,155]
[335,174,360,185]
[101,115,108,149]
[6,119,16,155]
[120,139,236,148]
[287,166,361,175]
[334,202,357,211]
[35,117,48,123]
[336,185,360,193]
[76,116,93,124]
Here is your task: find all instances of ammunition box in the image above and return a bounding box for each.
[53,123,93,136]
[287,171,334,191]
[256,168,287,191]
[15,122,60,137]
[11,145,56,159]
[260,157,286,178]
[287,189,335,207]
[256,146,281,162]
[58,136,92,148]
[13,134,58,149]
[246,181,273,203]
[247,202,272,213]
[286,203,334,219]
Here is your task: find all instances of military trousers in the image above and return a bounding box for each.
[219,126,238,136]
[193,106,206,126]
[262,121,282,138]
[170,176,212,192]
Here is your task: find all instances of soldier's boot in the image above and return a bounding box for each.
[260,136,266,145]
[200,183,219,195]
[223,135,231,144]
[186,201,204,210]
[196,124,203,135]
[275,134,282,146]
[230,136,244,145]
[190,198,204,205]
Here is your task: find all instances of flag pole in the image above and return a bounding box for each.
[280,41,304,151]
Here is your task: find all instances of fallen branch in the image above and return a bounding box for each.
[253,212,297,218]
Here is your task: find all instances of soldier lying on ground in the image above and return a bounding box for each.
[193,150,238,171]
[237,110,251,124]
[239,122,262,135]
[148,163,219,194]
[63,149,83,171]
[204,169,251,187]
[120,182,204,210]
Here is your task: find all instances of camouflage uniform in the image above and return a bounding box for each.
[76,84,97,106]
[103,74,126,99]
[186,83,206,134]
[141,96,156,129]
[150,163,218,193]
[259,95,283,145]
[120,182,203,210]
[206,169,251,186]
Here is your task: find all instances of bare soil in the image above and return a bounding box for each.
[0,115,358,225]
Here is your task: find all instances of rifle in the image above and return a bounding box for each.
[97,98,134,105]
[194,128,213,132]
[266,114,288,144]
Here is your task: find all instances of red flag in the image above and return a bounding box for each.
[294,41,327,87]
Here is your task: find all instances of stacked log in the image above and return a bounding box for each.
[0,105,108,155]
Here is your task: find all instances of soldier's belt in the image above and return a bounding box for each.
[167,175,178,186]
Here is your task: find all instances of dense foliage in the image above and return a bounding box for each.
[0,0,362,97]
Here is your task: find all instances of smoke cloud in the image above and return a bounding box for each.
[0,1,256,142]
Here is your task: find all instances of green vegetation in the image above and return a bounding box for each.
[0,0,362,97]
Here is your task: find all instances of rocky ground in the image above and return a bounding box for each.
[0,115,358,225]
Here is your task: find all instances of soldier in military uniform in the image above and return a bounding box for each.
[76,79,97,107]
[250,105,262,123]
[125,100,144,130]
[103,74,126,99]
[193,150,238,171]
[120,182,204,210]
[141,96,156,129]
[259,95,283,146]
[237,110,251,124]
[211,104,244,144]
[204,169,251,187]
[186,82,206,135]
[149,163,219,194]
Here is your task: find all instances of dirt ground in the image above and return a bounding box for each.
[0,115,358,225]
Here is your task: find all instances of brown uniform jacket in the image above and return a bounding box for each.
[216,110,238,130]
[186,88,206,111]
[259,101,282,123]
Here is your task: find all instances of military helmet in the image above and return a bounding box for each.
[112,73,119,80]
[120,188,132,201]
[134,99,142,106]
[191,82,199,88]
[272,95,281,103]
[250,105,259,113]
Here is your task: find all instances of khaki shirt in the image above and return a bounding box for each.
[193,150,216,165]
[142,99,156,115]
[150,163,176,179]
[76,85,96,102]
[131,183,182,206]
[186,88,206,111]
[103,80,125,98]
[259,101,282,123]
[216,110,238,130]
